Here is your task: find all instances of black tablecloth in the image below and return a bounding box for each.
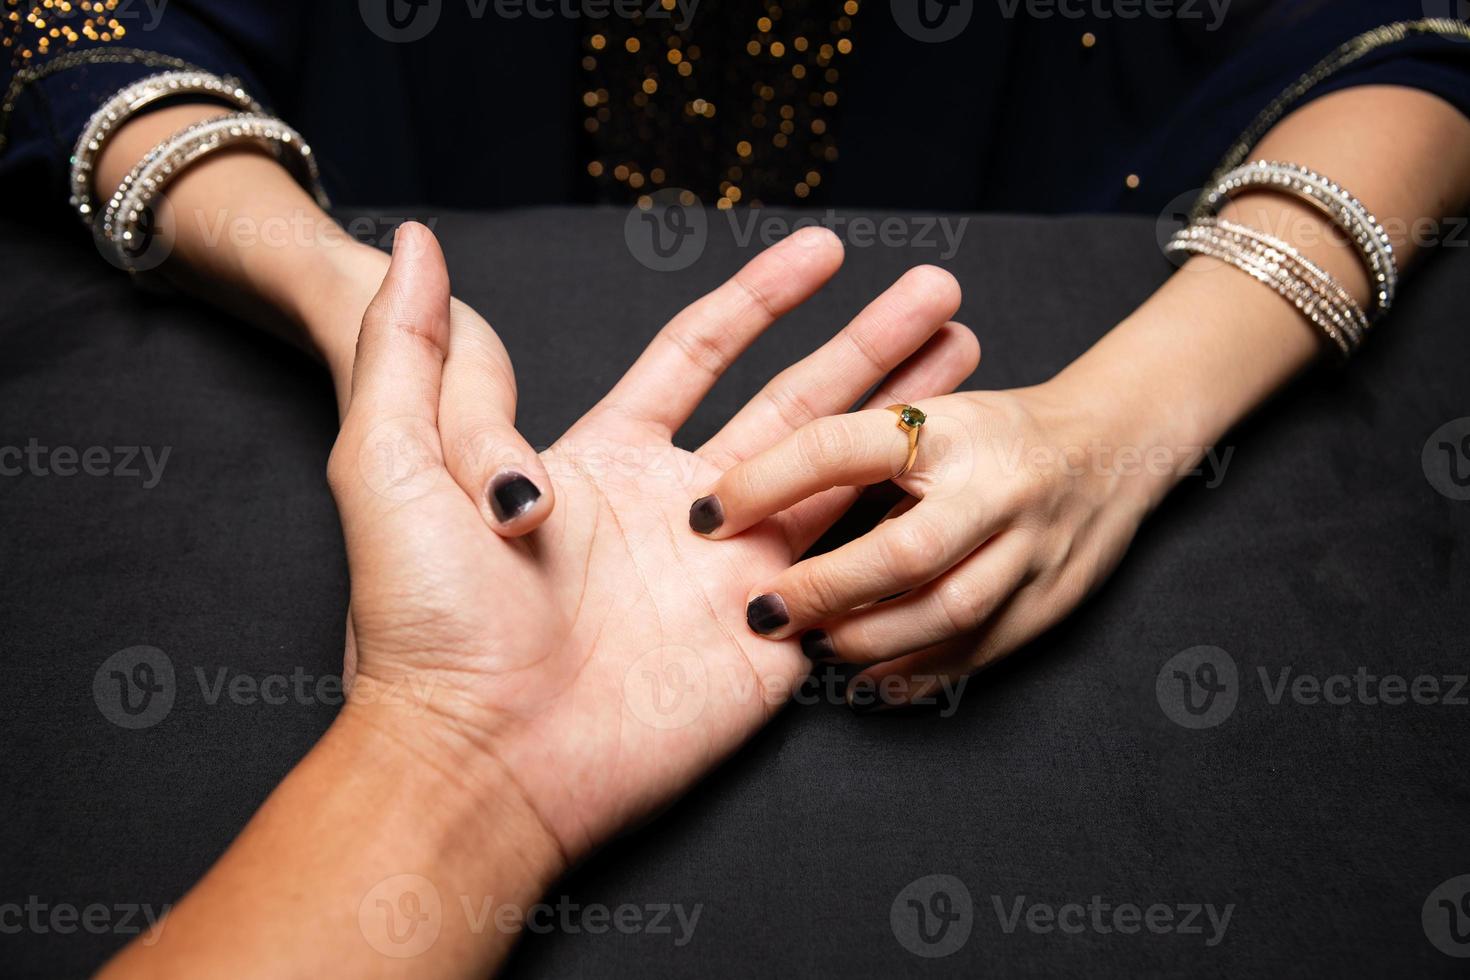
[3,208,1469,977]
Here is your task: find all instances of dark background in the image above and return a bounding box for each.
[3,207,1469,975]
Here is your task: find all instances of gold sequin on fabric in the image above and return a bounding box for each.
[582,2,857,208]
[5,0,130,68]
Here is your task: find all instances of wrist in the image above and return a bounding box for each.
[271,238,390,393]
[1040,354,1208,509]
[313,243,391,393]
[335,680,569,892]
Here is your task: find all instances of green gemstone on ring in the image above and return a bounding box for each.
[899,406,926,428]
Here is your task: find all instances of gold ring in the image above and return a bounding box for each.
[885,404,926,478]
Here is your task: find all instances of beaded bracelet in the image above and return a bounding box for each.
[100,112,330,271]
[1199,160,1397,322]
[70,71,263,228]
[1166,222,1365,358]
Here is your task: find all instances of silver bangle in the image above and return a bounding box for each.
[100,112,330,271]
[1166,223,1363,358]
[1200,160,1397,321]
[1191,217,1369,350]
[70,71,263,227]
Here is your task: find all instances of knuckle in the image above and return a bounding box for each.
[353,417,442,502]
[666,321,730,377]
[366,292,448,355]
[793,418,853,473]
[796,561,847,617]
[448,418,516,478]
[325,442,354,498]
[1001,471,1046,513]
[763,378,823,431]
[841,324,888,374]
[932,575,986,636]
[879,516,949,584]
[829,622,879,662]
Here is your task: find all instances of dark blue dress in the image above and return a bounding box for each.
[2,1,1467,216]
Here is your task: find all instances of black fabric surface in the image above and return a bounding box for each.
[2,208,1468,977]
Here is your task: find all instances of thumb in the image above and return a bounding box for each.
[328,222,453,521]
[345,221,452,428]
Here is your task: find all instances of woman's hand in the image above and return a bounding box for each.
[690,381,1181,711]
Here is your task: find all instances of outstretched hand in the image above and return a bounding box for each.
[331,222,978,863]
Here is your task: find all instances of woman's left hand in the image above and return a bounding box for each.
[690,382,1182,710]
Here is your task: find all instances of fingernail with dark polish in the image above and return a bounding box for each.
[489,472,541,523]
[801,630,836,662]
[689,494,725,534]
[746,593,789,635]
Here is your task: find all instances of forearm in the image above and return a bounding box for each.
[98,697,565,978]
[95,103,388,407]
[1051,85,1470,504]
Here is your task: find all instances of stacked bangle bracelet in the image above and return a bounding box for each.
[99,111,329,270]
[1168,159,1398,358]
[70,70,263,227]
[71,70,329,272]
[1199,160,1397,321]
[1167,218,1365,357]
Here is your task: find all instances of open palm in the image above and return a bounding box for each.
[332,223,975,863]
